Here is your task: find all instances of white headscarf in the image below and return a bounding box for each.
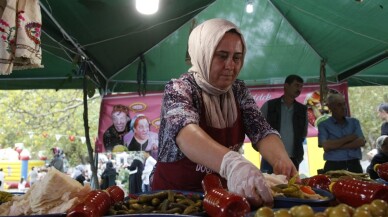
[376,135,388,151]
[188,18,246,128]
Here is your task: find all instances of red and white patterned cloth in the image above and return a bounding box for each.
[0,0,42,75]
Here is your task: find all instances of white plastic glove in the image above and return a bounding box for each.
[219,151,273,207]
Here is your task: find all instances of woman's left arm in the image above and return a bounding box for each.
[255,134,298,179]
[237,82,296,178]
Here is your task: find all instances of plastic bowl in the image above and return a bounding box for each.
[273,188,334,208]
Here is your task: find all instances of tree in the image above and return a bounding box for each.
[348,86,388,152]
[0,90,101,166]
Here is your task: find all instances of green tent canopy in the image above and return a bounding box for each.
[1,0,387,92]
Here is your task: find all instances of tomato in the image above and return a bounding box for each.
[300,185,315,195]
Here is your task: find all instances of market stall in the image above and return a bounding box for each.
[0,164,387,216]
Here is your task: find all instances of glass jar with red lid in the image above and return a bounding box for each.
[67,190,111,217]
[330,178,388,207]
[202,174,251,217]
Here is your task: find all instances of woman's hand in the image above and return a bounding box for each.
[272,158,298,181]
[257,134,298,180]
[220,151,273,208]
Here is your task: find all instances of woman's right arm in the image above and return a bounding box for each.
[176,124,229,173]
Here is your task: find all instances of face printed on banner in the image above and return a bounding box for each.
[112,111,128,132]
[134,118,150,140]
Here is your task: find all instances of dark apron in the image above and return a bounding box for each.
[152,103,245,192]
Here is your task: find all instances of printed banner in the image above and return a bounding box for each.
[96,82,348,153]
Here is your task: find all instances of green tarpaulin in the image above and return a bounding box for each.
[1,0,387,92]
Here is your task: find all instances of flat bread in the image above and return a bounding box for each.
[1,167,92,216]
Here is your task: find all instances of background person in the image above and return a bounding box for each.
[367,135,388,179]
[125,114,158,159]
[28,166,38,186]
[0,168,4,190]
[377,103,388,135]
[127,155,144,194]
[100,161,117,190]
[76,169,89,186]
[151,18,296,207]
[103,104,131,152]
[142,151,156,192]
[260,74,308,173]
[49,147,64,173]
[366,102,388,160]
[18,177,27,192]
[318,93,366,173]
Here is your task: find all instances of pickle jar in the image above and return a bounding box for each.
[330,179,388,207]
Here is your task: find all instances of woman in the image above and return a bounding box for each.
[151,18,296,207]
[126,114,158,159]
[100,161,117,190]
[127,156,144,194]
[18,177,27,192]
[367,135,388,179]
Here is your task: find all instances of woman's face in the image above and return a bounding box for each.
[112,112,128,132]
[209,32,243,90]
[378,110,388,121]
[134,119,150,140]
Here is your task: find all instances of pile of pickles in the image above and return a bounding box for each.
[107,190,204,215]
[254,199,388,217]
[0,191,13,204]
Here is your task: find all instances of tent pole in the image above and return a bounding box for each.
[82,73,99,189]
[337,51,388,82]
[39,2,107,82]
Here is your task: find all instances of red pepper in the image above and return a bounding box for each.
[202,174,250,217]
[330,179,388,207]
[374,162,388,181]
[300,185,315,195]
[304,174,331,191]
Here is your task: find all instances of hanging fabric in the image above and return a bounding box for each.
[319,59,329,106]
[185,19,197,66]
[0,0,42,75]
[137,54,147,96]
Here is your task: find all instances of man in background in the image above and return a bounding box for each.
[318,93,365,173]
[260,74,308,173]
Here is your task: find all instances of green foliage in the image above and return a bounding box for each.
[348,86,388,151]
[0,90,101,166]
